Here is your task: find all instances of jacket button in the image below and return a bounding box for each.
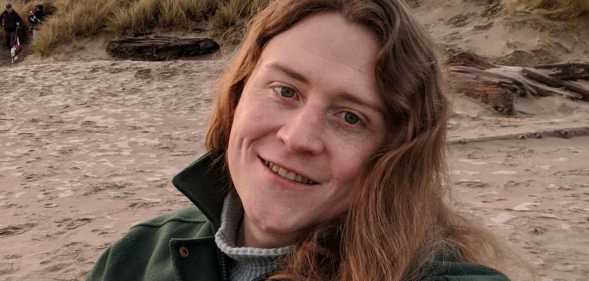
[179,246,189,258]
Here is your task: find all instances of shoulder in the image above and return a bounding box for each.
[423,260,511,281]
[122,207,212,243]
[134,206,209,228]
[86,207,214,281]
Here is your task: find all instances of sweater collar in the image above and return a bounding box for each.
[172,152,229,231]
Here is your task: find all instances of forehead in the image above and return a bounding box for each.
[255,12,382,105]
[262,12,379,74]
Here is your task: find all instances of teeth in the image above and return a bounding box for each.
[264,159,315,185]
[295,174,304,183]
[285,170,297,181]
[278,167,287,177]
[271,163,279,173]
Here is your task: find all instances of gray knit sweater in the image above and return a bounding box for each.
[214,192,293,281]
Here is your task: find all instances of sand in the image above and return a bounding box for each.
[1,1,589,280]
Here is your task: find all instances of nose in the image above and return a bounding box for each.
[276,105,325,154]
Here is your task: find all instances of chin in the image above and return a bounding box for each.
[249,208,310,236]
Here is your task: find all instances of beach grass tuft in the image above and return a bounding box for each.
[0,0,267,55]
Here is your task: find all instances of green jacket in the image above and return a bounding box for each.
[86,153,510,281]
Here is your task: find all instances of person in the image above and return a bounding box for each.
[28,4,45,28]
[0,3,22,50]
[86,0,511,280]
[27,4,44,41]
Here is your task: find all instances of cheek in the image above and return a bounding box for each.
[333,161,364,190]
[228,92,283,160]
[329,140,378,185]
[231,96,265,134]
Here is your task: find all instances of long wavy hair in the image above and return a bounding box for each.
[206,0,502,280]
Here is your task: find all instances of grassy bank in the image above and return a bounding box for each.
[1,0,269,56]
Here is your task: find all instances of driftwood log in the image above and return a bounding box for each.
[107,36,220,61]
[448,50,589,115]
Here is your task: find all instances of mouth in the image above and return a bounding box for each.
[259,157,320,186]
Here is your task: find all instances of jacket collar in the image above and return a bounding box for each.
[172,152,229,231]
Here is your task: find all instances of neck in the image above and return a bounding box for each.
[239,214,301,248]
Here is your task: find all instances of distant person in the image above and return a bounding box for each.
[28,4,44,28]
[28,4,44,40]
[86,0,512,281]
[1,3,22,50]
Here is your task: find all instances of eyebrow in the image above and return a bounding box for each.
[265,62,384,115]
[266,62,310,84]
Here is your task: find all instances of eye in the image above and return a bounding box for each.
[272,85,296,98]
[343,112,361,125]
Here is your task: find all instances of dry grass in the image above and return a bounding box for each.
[107,0,161,35]
[32,0,122,55]
[107,0,217,35]
[1,0,268,56]
[159,0,192,29]
[209,0,269,44]
[518,0,589,19]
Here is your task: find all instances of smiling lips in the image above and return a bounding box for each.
[261,158,319,185]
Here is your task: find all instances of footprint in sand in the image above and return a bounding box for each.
[157,66,179,79]
[83,181,128,196]
[134,68,153,80]
[3,254,21,260]
[529,226,547,235]
[455,179,490,188]
[553,169,589,177]
[0,223,37,237]
[0,262,18,275]
[91,224,115,236]
[43,262,70,273]
[107,67,127,74]
[54,217,94,230]
[128,197,162,208]
[504,180,534,189]
[446,13,472,28]
[37,241,93,278]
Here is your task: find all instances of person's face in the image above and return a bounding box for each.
[227,12,386,247]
